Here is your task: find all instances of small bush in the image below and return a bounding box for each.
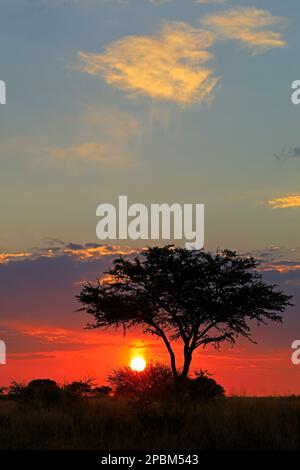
[63,378,95,399]
[8,380,28,399]
[188,370,225,401]
[7,378,112,406]
[107,362,173,401]
[27,379,63,406]
[92,386,112,397]
[8,379,63,407]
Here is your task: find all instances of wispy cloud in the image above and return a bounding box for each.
[267,194,300,209]
[82,107,142,141]
[48,140,135,166]
[149,0,173,4]
[0,108,140,167]
[274,146,300,161]
[0,252,32,264]
[78,22,219,105]
[200,7,287,54]
[0,241,135,265]
[196,0,227,4]
[49,106,141,166]
[12,138,136,167]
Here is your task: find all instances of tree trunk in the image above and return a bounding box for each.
[169,348,178,381]
[151,322,178,381]
[180,347,193,381]
[173,348,193,395]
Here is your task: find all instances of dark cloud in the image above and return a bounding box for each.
[84,243,102,249]
[8,353,56,361]
[274,146,300,161]
[0,243,136,346]
[65,242,84,251]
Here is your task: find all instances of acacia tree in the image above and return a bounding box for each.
[77,246,292,382]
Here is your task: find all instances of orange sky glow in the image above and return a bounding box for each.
[1,325,299,396]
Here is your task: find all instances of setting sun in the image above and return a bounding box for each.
[130,356,146,372]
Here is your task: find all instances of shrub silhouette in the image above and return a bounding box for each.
[188,370,225,401]
[63,379,113,399]
[7,378,112,405]
[63,378,95,398]
[92,386,112,397]
[8,380,28,399]
[8,379,63,406]
[108,363,225,402]
[26,379,63,406]
[107,362,173,400]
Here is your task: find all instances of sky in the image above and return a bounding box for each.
[1,0,300,394]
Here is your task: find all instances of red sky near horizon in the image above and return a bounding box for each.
[0,243,300,396]
[1,326,299,396]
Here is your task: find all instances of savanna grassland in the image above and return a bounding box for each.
[1,396,300,450]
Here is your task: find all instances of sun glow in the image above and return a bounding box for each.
[130,356,146,372]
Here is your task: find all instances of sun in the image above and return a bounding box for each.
[130,356,146,372]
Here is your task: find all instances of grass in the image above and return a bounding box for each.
[1,396,300,450]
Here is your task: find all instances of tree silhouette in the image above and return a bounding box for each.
[107,362,173,400]
[77,246,292,382]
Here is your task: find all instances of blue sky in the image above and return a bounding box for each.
[0,0,300,253]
